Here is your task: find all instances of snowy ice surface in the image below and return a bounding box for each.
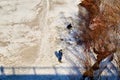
[0,0,119,80]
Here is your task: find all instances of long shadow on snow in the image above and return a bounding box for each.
[0,66,82,80]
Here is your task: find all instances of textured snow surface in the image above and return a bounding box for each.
[0,0,83,80]
[0,0,119,80]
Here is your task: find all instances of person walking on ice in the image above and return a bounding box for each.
[55,49,63,63]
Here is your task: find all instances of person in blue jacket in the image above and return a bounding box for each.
[55,49,63,63]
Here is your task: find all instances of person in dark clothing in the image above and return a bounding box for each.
[55,49,63,63]
[67,23,72,29]
[58,49,63,62]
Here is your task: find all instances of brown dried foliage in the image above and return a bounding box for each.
[79,0,120,78]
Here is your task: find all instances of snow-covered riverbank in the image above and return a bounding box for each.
[0,0,119,80]
[0,0,83,80]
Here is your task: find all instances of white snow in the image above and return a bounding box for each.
[0,0,83,80]
[0,0,119,80]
